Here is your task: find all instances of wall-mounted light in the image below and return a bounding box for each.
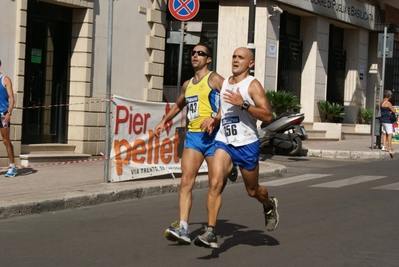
[269,5,283,17]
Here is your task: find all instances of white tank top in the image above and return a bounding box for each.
[215,76,258,146]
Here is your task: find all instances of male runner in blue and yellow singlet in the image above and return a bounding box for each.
[154,43,236,245]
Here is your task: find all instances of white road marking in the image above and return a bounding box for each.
[260,174,332,186]
[371,182,399,190]
[310,175,387,188]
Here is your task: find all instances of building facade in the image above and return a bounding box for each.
[0,0,398,165]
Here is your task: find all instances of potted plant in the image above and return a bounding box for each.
[266,90,301,117]
[317,100,345,122]
[358,107,373,124]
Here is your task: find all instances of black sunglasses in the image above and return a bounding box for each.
[191,50,208,57]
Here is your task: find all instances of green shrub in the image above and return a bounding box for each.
[266,91,301,117]
[317,100,345,122]
[358,107,373,124]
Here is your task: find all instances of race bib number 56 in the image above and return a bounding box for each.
[221,116,241,144]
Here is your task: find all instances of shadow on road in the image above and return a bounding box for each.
[191,220,280,259]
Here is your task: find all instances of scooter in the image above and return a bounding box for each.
[258,112,308,156]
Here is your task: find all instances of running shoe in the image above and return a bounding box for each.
[5,167,17,177]
[264,197,279,231]
[227,165,238,182]
[194,226,218,248]
[164,221,191,245]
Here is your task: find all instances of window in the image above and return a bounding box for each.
[385,41,399,105]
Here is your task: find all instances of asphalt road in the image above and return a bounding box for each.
[0,157,398,267]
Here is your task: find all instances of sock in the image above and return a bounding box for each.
[9,163,15,168]
[180,221,188,231]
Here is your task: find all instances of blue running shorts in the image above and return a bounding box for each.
[215,140,260,170]
[184,131,217,157]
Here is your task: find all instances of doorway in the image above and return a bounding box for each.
[277,12,303,99]
[22,0,72,144]
[327,25,347,106]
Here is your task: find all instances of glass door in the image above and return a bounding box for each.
[22,1,71,144]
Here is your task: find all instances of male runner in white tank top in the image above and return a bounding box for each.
[194,47,279,249]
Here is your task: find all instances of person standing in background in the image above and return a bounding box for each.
[0,60,17,177]
[380,89,396,156]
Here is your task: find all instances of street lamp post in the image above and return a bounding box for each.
[247,0,256,76]
[104,0,114,183]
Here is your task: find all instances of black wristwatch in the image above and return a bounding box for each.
[241,100,250,110]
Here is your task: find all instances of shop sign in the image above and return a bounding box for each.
[277,0,375,30]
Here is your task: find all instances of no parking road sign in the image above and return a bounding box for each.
[168,0,200,21]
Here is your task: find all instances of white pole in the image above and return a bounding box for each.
[371,84,377,149]
[382,26,387,94]
[176,21,185,100]
[374,26,388,151]
[104,0,114,183]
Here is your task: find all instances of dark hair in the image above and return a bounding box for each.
[196,42,213,58]
[0,60,2,65]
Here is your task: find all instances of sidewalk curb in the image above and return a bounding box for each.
[306,149,394,160]
[0,162,287,220]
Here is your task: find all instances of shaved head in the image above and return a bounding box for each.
[234,47,254,61]
[231,47,255,77]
